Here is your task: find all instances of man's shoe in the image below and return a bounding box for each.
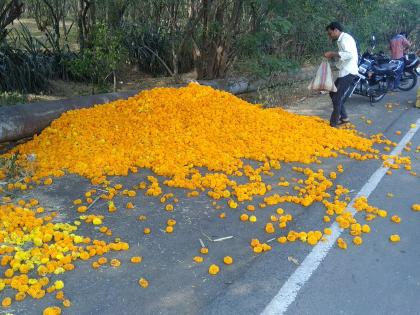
[337,119,350,125]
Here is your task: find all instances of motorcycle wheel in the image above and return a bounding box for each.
[398,70,417,91]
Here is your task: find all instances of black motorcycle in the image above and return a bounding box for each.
[349,51,402,103]
[370,51,419,91]
[398,53,419,90]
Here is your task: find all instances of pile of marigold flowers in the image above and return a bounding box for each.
[0,83,417,311]
[6,83,378,187]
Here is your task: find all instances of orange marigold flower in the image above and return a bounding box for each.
[223,256,233,265]
[130,256,142,264]
[138,278,149,288]
[208,264,220,275]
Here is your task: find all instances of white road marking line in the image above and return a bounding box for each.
[261,118,420,315]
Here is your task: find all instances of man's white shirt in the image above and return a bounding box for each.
[336,32,359,78]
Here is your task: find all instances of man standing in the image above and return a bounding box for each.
[389,32,411,90]
[324,22,359,127]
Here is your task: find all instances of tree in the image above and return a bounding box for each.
[0,0,24,42]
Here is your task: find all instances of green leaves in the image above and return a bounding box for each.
[67,23,127,87]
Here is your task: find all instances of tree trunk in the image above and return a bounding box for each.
[107,0,128,29]
[194,0,243,80]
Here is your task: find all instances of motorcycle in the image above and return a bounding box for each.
[399,53,419,90]
[347,36,404,104]
[371,51,419,91]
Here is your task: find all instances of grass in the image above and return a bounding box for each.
[6,18,79,50]
[0,92,28,106]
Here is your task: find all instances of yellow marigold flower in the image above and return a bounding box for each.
[249,215,257,223]
[138,278,149,288]
[250,239,260,247]
[223,256,233,265]
[73,199,82,205]
[377,210,387,217]
[412,204,420,211]
[365,214,376,221]
[167,219,176,226]
[228,199,238,209]
[193,256,204,263]
[165,204,174,212]
[276,208,284,215]
[128,190,136,197]
[265,223,275,234]
[391,215,401,223]
[110,259,121,267]
[63,299,71,308]
[1,297,11,307]
[108,201,117,212]
[130,256,142,264]
[246,205,255,211]
[98,257,108,265]
[362,224,371,233]
[389,234,400,242]
[200,247,209,255]
[208,264,220,275]
[92,261,100,269]
[92,217,102,225]
[54,280,64,290]
[143,228,151,235]
[15,291,26,301]
[55,291,64,300]
[43,306,62,315]
[337,238,347,250]
[77,206,88,213]
[126,202,135,209]
[43,178,53,185]
[165,226,174,233]
[353,236,363,245]
[261,243,271,251]
[277,236,287,244]
[138,215,147,221]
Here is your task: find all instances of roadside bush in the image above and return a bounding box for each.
[122,24,172,75]
[0,43,52,93]
[67,23,127,89]
[0,23,77,94]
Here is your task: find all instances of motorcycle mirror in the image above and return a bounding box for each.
[370,35,376,50]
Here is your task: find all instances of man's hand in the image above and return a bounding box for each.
[324,51,338,59]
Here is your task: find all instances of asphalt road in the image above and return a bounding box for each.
[1,82,419,315]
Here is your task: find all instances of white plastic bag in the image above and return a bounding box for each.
[308,60,337,92]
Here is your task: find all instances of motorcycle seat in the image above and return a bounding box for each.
[373,62,401,75]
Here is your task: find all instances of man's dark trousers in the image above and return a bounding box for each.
[329,74,356,127]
